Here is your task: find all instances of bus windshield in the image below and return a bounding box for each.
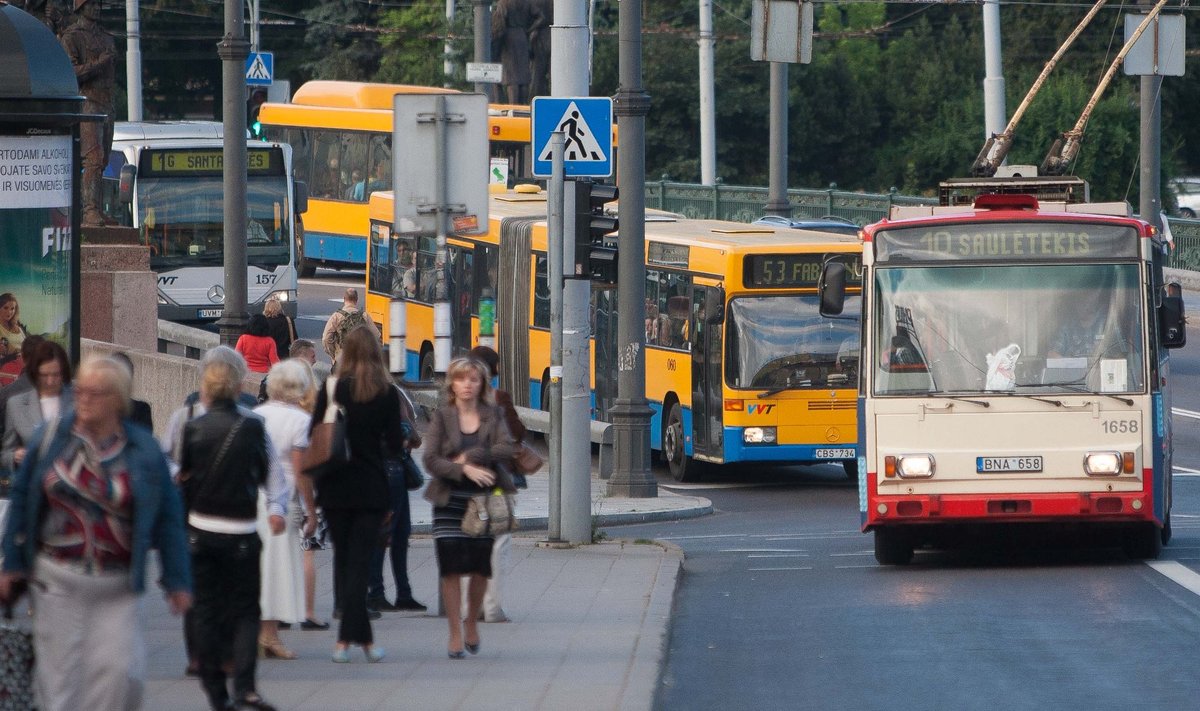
[137,175,292,269]
[725,294,861,390]
[872,263,1145,396]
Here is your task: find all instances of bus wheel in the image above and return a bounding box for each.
[874,528,914,565]
[663,403,700,482]
[842,459,858,481]
[298,257,316,278]
[419,350,435,382]
[1122,523,1163,560]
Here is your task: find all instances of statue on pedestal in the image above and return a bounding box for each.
[59,0,115,226]
[491,0,543,105]
[20,0,72,35]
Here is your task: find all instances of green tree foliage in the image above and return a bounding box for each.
[301,0,383,80]
[375,3,472,88]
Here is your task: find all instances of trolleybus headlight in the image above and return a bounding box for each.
[743,427,777,444]
[267,289,291,302]
[1084,452,1122,476]
[896,454,935,479]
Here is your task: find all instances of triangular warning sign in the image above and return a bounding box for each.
[247,56,271,80]
[537,101,607,162]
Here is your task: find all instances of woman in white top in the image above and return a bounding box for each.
[2,340,72,473]
[253,359,318,659]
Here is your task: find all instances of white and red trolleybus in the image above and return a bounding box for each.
[819,181,1187,564]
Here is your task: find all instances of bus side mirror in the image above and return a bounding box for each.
[704,287,725,324]
[294,180,309,215]
[1159,292,1186,349]
[118,164,136,205]
[819,262,846,316]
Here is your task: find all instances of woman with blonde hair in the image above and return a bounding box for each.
[0,355,192,710]
[0,293,28,354]
[262,298,296,361]
[309,326,406,663]
[423,357,517,659]
[254,359,318,660]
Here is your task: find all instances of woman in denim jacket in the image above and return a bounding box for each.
[0,355,192,711]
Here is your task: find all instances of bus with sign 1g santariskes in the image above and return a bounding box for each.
[102,121,305,322]
[258,81,563,276]
[365,188,864,481]
[818,182,1187,564]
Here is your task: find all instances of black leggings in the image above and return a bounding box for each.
[325,508,385,645]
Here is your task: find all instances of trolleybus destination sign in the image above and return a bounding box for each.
[874,223,1139,262]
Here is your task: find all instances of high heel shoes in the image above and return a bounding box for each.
[448,649,466,660]
[258,637,297,660]
[464,640,480,655]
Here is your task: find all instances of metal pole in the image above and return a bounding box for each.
[125,0,143,121]
[561,277,592,543]
[389,297,407,376]
[217,0,249,346]
[982,0,1006,140]
[547,132,565,540]
[607,0,656,498]
[445,0,456,87]
[433,96,452,373]
[249,0,260,52]
[764,61,789,217]
[1138,0,1162,229]
[551,0,589,96]
[698,0,716,185]
[473,0,492,96]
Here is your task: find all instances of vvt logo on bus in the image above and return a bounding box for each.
[747,404,775,415]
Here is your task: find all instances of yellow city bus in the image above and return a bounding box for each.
[365,189,864,481]
[259,81,541,276]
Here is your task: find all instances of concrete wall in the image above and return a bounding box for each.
[81,243,156,353]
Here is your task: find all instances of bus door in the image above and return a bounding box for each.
[691,285,723,460]
[448,245,473,357]
[592,287,618,421]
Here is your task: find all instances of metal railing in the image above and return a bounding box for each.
[644,180,1200,271]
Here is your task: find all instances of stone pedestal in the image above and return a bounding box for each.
[81,233,157,353]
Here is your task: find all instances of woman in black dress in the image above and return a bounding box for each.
[423,357,516,658]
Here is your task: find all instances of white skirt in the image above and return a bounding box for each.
[257,491,305,623]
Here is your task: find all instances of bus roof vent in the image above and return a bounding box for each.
[974,194,1039,211]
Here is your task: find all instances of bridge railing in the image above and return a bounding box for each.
[645,180,1200,271]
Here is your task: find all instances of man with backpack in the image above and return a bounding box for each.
[321,288,379,365]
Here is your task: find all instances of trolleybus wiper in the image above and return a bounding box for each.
[1047,382,1134,406]
[1004,387,1065,407]
[929,392,990,408]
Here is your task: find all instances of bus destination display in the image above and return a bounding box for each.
[142,149,281,177]
[744,253,862,289]
[875,222,1138,262]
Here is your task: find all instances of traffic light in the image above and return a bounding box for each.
[247,88,267,139]
[573,181,619,283]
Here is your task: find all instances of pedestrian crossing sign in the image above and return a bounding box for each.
[245,51,274,87]
[531,97,613,178]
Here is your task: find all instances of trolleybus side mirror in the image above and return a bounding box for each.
[1160,290,1186,349]
[294,180,309,215]
[118,164,136,205]
[704,287,725,324]
[819,262,847,316]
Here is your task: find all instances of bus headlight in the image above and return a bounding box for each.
[1084,452,1121,476]
[743,427,777,444]
[267,290,291,302]
[896,454,935,479]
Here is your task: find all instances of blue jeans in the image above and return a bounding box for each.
[367,459,414,602]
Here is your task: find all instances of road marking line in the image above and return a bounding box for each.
[720,548,804,553]
[748,566,813,571]
[747,554,810,558]
[1173,408,1200,420]
[829,551,874,557]
[1146,560,1200,597]
[834,564,878,569]
[1175,470,1200,477]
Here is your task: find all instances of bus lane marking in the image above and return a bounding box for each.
[1146,560,1200,598]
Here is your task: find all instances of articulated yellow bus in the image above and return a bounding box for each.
[365,189,863,482]
[258,81,536,276]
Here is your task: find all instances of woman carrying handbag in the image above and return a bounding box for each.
[422,357,517,659]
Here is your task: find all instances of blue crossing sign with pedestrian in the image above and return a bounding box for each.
[531,97,613,178]
[245,51,274,86]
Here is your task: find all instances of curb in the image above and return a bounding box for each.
[410,500,714,535]
[619,539,683,711]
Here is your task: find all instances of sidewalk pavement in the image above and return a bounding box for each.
[141,454,712,711]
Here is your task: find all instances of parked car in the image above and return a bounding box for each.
[753,215,861,235]
[1169,177,1200,218]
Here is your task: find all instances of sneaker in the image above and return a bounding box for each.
[393,597,427,612]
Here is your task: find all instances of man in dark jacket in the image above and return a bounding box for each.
[180,356,285,711]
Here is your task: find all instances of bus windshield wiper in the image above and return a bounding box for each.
[1002,386,1065,407]
[759,383,810,398]
[929,391,990,407]
[1046,382,1134,406]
